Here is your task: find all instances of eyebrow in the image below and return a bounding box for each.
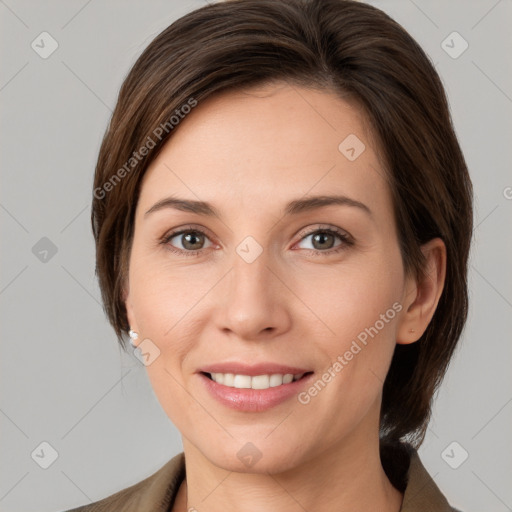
[144,194,372,219]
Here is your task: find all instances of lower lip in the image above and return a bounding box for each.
[199,372,313,412]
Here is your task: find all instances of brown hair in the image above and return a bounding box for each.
[91,0,473,448]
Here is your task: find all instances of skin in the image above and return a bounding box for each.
[124,82,446,512]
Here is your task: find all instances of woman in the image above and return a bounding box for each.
[67,0,472,510]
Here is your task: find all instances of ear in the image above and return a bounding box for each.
[122,277,138,333]
[396,238,446,344]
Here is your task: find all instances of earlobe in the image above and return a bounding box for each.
[396,238,447,345]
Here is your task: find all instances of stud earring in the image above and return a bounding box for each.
[409,329,415,333]
[128,329,139,347]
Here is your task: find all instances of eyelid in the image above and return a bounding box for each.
[162,223,215,238]
[293,224,352,243]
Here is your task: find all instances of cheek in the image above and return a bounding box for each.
[305,252,403,338]
[127,253,206,408]
[305,251,404,388]
[128,248,212,336]
[296,271,402,433]
[128,256,203,426]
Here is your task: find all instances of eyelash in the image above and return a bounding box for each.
[159,224,353,258]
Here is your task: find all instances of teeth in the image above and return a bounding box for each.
[209,372,305,390]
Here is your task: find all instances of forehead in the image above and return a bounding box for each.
[137,83,390,220]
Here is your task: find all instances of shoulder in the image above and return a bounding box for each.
[61,452,185,512]
[381,441,463,512]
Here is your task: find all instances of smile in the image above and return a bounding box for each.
[205,372,307,389]
[199,370,314,412]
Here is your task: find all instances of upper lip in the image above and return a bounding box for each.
[198,362,312,376]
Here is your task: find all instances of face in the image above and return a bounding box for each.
[125,82,413,473]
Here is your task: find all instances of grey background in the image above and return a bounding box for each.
[0,1,510,511]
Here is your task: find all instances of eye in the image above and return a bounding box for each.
[161,226,213,256]
[294,226,352,255]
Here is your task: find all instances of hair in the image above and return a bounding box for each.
[91,0,473,449]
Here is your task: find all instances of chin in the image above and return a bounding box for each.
[201,441,307,475]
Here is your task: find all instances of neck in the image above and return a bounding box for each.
[174,423,403,512]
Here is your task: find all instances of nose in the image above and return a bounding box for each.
[214,249,292,341]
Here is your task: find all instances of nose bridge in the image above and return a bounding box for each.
[216,239,290,338]
[227,228,275,297]
[231,243,271,297]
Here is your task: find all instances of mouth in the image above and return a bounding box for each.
[198,369,315,412]
[201,371,314,390]
[196,362,315,411]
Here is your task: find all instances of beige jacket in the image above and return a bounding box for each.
[63,444,461,512]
